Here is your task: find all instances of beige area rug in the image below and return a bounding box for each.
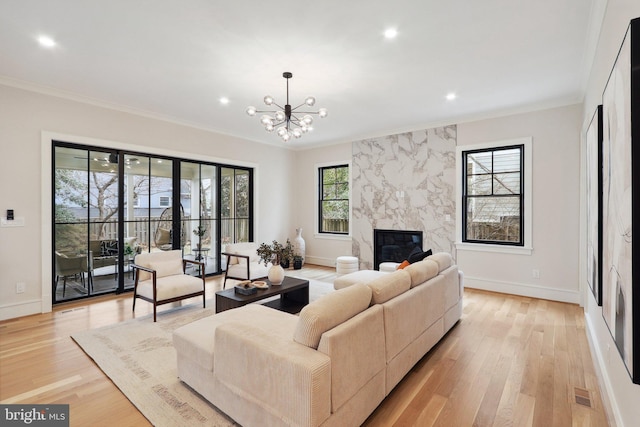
[72,279,334,427]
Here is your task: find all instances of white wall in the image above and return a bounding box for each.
[456,104,583,304]
[0,84,294,320]
[580,1,640,425]
[292,143,352,267]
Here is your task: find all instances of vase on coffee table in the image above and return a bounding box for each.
[268,263,285,285]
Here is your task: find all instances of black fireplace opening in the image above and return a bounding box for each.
[373,229,423,270]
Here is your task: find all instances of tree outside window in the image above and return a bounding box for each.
[319,165,349,234]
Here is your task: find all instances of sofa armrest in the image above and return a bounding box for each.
[214,322,331,427]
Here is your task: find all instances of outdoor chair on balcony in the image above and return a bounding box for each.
[132,250,205,321]
[221,242,269,289]
[55,251,92,297]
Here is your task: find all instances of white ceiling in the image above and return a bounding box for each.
[0,0,603,148]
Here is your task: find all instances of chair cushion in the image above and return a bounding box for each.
[149,258,183,278]
[136,274,203,301]
[226,263,269,280]
[135,250,183,281]
[156,228,171,245]
[225,242,259,265]
[294,283,372,349]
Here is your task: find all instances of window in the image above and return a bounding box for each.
[318,164,349,234]
[461,144,525,246]
[159,196,170,207]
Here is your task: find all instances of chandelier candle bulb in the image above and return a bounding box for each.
[247,71,328,142]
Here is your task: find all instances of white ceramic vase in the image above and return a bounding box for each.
[294,227,306,266]
[268,263,285,285]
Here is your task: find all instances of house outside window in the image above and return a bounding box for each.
[318,164,349,234]
[456,137,532,254]
[159,196,170,207]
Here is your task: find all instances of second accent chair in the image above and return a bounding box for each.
[222,242,270,289]
[132,250,205,321]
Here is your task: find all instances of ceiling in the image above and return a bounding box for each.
[0,0,603,148]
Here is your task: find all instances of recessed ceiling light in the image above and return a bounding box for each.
[446,92,457,101]
[384,28,398,39]
[219,97,229,105]
[37,35,56,48]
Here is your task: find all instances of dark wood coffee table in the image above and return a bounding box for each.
[215,276,309,314]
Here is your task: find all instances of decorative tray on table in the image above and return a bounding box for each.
[252,280,268,289]
[234,280,257,295]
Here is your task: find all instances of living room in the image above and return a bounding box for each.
[1,1,640,426]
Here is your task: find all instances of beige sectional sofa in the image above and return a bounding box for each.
[172,252,462,427]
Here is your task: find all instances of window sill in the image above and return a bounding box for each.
[314,233,352,241]
[455,242,532,255]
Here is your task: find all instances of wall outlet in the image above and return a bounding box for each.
[532,269,540,279]
[16,282,26,294]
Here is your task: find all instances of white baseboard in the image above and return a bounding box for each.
[584,313,621,427]
[305,256,336,268]
[464,276,580,304]
[0,299,43,321]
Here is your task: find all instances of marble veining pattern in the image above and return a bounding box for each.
[352,126,457,269]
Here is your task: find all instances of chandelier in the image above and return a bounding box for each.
[246,72,328,142]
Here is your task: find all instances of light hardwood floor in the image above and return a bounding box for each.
[0,265,610,426]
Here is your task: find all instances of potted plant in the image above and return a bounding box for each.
[124,242,134,259]
[256,240,284,266]
[256,240,285,285]
[193,225,206,250]
[280,239,293,268]
[293,254,303,270]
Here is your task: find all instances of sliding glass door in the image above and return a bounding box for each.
[53,142,253,303]
[181,161,219,275]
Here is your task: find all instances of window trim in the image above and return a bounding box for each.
[315,161,352,238]
[455,137,533,255]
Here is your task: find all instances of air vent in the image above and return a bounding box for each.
[574,387,592,408]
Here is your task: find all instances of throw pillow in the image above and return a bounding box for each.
[408,249,432,264]
[397,260,410,269]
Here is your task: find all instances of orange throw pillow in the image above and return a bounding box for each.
[397,260,410,269]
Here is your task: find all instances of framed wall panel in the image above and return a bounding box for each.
[601,17,639,384]
[586,105,603,306]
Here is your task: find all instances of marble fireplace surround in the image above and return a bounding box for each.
[352,125,457,270]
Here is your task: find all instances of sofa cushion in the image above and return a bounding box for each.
[404,259,439,288]
[173,305,297,373]
[427,252,453,272]
[294,283,372,349]
[367,270,411,304]
[333,269,387,290]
